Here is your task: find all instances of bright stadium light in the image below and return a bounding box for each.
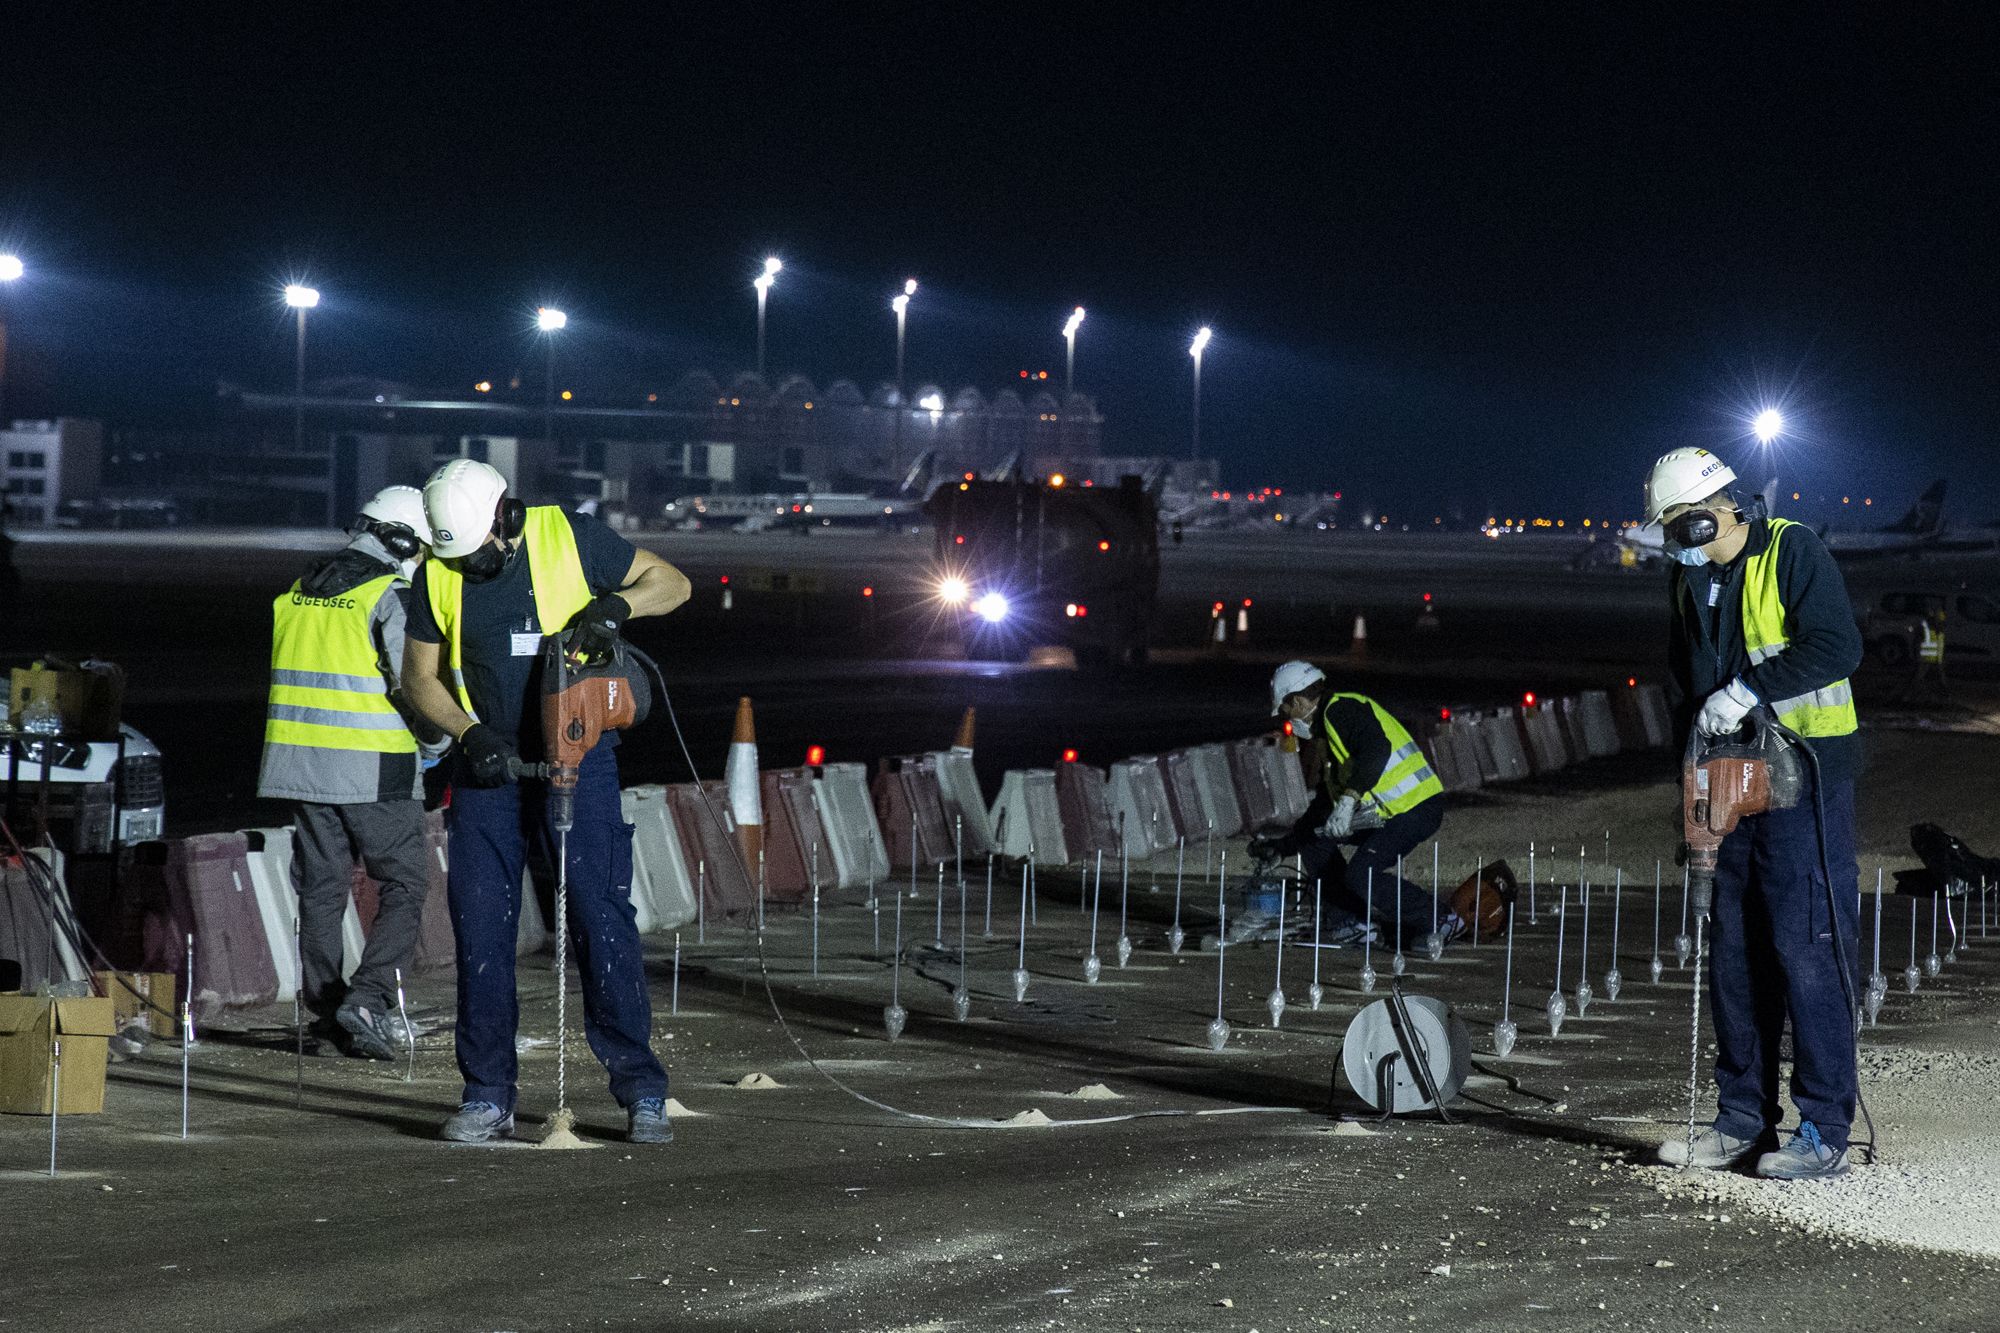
[536,306,568,332]
[1753,408,1784,444]
[937,575,969,605]
[972,591,1011,623]
[0,254,23,282]
[283,283,320,309]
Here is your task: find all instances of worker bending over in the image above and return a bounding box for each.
[403,461,691,1145]
[1250,661,1464,950]
[257,486,447,1060]
[1648,447,1862,1179]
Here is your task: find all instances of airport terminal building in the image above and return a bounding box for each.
[195,372,1107,525]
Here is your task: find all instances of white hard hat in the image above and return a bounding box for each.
[358,485,433,547]
[423,459,508,558]
[1644,448,1738,526]
[1270,660,1327,715]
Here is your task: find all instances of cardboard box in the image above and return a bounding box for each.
[0,995,117,1114]
[9,660,125,741]
[95,970,179,1039]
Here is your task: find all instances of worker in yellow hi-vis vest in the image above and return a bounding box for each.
[402,460,690,1147]
[1645,446,1862,1181]
[1248,660,1461,952]
[257,485,447,1062]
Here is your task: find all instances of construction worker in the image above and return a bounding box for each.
[1249,661,1464,950]
[1901,605,1949,705]
[257,485,447,1060]
[1646,446,1863,1180]
[402,460,690,1145]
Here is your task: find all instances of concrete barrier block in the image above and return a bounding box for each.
[1054,761,1119,863]
[1107,757,1178,855]
[622,785,700,932]
[1187,744,1245,838]
[930,749,996,857]
[989,769,1069,864]
[873,755,954,870]
[811,762,890,891]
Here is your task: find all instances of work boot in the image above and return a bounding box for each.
[1755,1122,1849,1180]
[440,1101,515,1143]
[1325,920,1379,948]
[1435,913,1470,948]
[336,1002,402,1061]
[627,1097,673,1145]
[1656,1124,1760,1169]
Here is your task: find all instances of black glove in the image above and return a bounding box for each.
[457,723,517,787]
[1247,834,1285,864]
[566,592,631,666]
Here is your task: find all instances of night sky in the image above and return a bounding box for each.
[3,7,1995,522]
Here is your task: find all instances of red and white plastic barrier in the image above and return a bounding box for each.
[1054,760,1119,862]
[989,769,1070,864]
[1184,743,1245,838]
[622,785,701,931]
[873,755,955,869]
[1107,757,1179,856]
[811,761,891,891]
[931,748,996,857]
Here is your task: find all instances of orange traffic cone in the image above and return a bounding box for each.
[952,706,977,753]
[725,696,763,874]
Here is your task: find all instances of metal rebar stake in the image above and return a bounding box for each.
[697,859,706,945]
[181,932,194,1140]
[672,932,681,1016]
[394,967,414,1083]
[49,1037,61,1177]
[292,914,304,1107]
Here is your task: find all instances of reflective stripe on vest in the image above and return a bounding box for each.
[422,506,595,718]
[1920,625,1944,663]
[264,572,415,755]
[1320,692,1444,818]
[1740,519,1860,738]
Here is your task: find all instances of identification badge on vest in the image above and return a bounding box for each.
[511,632,541,657]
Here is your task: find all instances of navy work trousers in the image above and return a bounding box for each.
[1707,778,1859,1149]
[446,743,666,1111]
[1296,796,1444,948]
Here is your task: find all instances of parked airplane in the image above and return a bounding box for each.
[663,451,937,532]
[1818,480,1950,557]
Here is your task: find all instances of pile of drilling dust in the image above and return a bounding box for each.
[1000,1109,1054,1126]
[1038,1083,1121,1100]
[532,1106,599,1151]
[662,1097,701,1117]
[730,1072,782,1090]
[1649,1043,2000,1257]
[1328,1120,1380,1137]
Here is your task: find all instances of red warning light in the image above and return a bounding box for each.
[1281,720,1294,736]
[862,585,874,598]
[1523,691,1538,707]
[1020,370,1029,378]
[805,745,826,766]
[1075,605,1087,618]
[954,534,965,545]
[1440,707,1453,721]
[1038,370,1049,380]
[1241,598,1253,608]
[1061,748,1078,763]
[1097,540,1110,552]
[963,472,975,481]
[1626,676,1637,688]
[719,574,730,585]
[1211,601,1225,616]
[791,503,802,513]
[1333,491,1343,501]
[1273,488,1282,497]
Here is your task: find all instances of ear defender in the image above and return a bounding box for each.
[493,496,527,541]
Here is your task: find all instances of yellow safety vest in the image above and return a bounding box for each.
[264,572,415,755]
[1919,622,1944,664]
[1740,519,1859,738]
[1321,692,1444,818]
[422,506,594,719]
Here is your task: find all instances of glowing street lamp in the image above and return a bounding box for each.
[753,256,781,378]
[1752,408,1784,444]
[0,254,23,421]
[536,306,568,445]
[1061,306,1086,398]
[283,284,321,452]
[1189,326,1213,461]
[891,279,918,475]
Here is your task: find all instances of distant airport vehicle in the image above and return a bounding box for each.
[1858,587,2000,670]
[663,451,937,532]
[925,472,1160,669]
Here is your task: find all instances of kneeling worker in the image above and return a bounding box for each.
[402,460,691,1145]
[1250,661,1464,950]
[1646,446,1862,1179]
[257,486,448,1059]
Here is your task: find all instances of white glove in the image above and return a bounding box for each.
[1317,795,1359,840]
[1695,677,1759,737]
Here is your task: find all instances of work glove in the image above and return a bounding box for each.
[1246,834,1285,864]
[457,723,518,787]
[1695,677,1759,737]
[566,592,631,667]
[1317,794,1359,841]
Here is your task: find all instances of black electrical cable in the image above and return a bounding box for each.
[1769,719,1879,1166]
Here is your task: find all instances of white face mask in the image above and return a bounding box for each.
[1669,542,1710,567]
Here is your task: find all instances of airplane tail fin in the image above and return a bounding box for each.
[1889,480,1947,535]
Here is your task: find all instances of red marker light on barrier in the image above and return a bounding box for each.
[1523,691,1538,707]
[954,534,965,545]
[1061,748,1078,763]
[719,574,730,585]
[1440,707,1452,721]
[862,585,874,598]
[1422,592,1432,603]
[1097,540,1110,552]
[805,745,825,766]
[1627,676,1637,688]
[1242,598,1253,608]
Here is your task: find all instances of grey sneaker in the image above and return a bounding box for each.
[628,1097,673,1145]
[1755,1122,1849,1180]
[441,1101,515,1143]
[336,1003,402,1061]
[1325,920,1379,948]
[1657,1124,1761,1169]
